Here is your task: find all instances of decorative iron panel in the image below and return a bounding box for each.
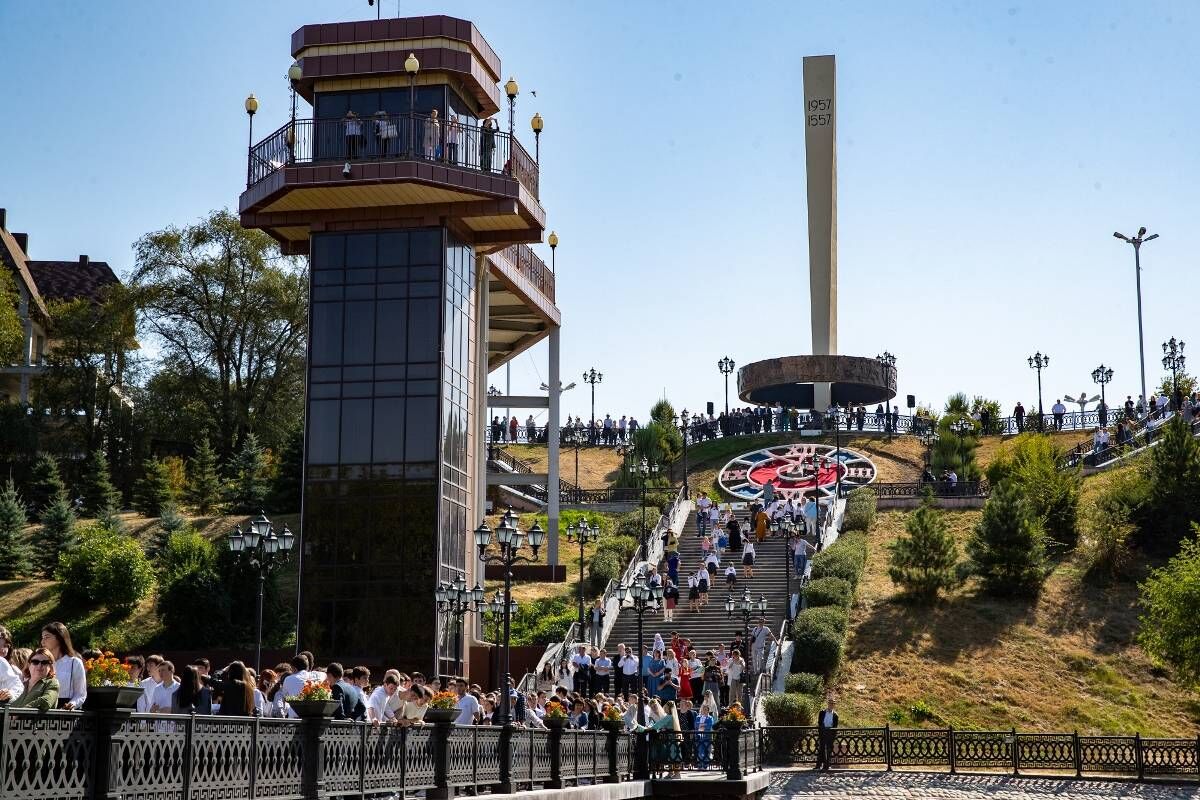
[954,731,1013,769]
[109,714,187,800]
[402,726,437,790]
[509,729,532,788]
[761,726,818,765]
[253,720,304,800]
[1016,733,1075,771]
[361,725,405,795]
[890,729,949,767]
[530,730,552,781]
[444,726,475,787]
[470,726,502,786]
[831,728,887,766]
[615,733,633,778]
[317,721,361,796]
[576,731,601,778]
[188,718,255,800]
[1,709,94,800]
[1079,735,1137,774]
[1141,739,1199,776]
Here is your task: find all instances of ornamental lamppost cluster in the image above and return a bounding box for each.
[725,588,768,709]
[227,513,295,674]
[632,457,659,552]
[615,573,663,778]
[1113,227,1159,407]
[1028,352,1050,431]
[717,357,736,416]
[1162,337,1186,406]
[583,368,603,439]
[566,520,600,635]
[477,589,517,691]
[473,510,544,734]
[434,574,484,680]
[1092,364,1114,426]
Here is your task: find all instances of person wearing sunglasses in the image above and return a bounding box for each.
[12,648,59,711]
[0,625,25,703]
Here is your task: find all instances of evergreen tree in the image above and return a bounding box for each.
[888,490,960,601]
[27,453,67,521]
[97,501,127,535]
[185,438,223,515]
[0,479,31,579]
[35,494,77,577]
[225,433,269,513]
[81,449,121,517]
[1138,526,1200,686]
[931,394,981,481]
[1146,416,1200,548]
[151,501,189,558]
[967,480,1048,596]
[133,458,174,518]
[269,426,304,513]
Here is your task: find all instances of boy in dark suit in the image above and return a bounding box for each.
[815,696,838,770]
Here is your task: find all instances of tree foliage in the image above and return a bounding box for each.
[1138,528,1200,687]
[80,449,121,516]
[26,453,67,521]
[130,210,307,461]
[985,433,1081,549]
[224,432,269,513]
[0,479,31,579]
[58,524,155,614]
[931,394,981,481]
[967,480,1048,596]
[0,265,22,365]
[888,490,960,601]
[185,438,223,515]
[1145,416,1200,549]
[133,458,175,518]
[269,426,304,513]
[34,494,76,578]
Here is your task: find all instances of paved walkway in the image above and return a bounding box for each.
[762,770,1200,799]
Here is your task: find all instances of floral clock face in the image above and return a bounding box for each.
[717,443,877,501]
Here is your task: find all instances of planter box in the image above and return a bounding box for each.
[289,699,339,718]
[84,686,144,711]
[423,708,458,724]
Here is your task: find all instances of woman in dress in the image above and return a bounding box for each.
[423,108,441,160]
[646,648,664,698]
[687,650,704,701]
[662,578,679,622]
[648,700,682,778]
[742,539,756,579]
[677,656,692,701]
[40,622,85,709]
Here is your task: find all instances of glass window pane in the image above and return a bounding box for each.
[312,234,345,269]
[308,399,340,464]
[376,299,408,364]
[341,398,372,463]
[311,303,343,366]
[405,396,437,462]
[346,233,377,269]
[410,230,442,265]
[378,232,409,266]
[373,397,405,463]
[343,301,375,365]
[408,298,440,361]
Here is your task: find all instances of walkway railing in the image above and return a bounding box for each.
[761,725,1200,779]
[248,113,539,200]
[872,480,989,498]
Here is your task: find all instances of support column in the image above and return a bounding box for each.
[475,255,491,526]
[804,54,837,416]
[546,327,561,566]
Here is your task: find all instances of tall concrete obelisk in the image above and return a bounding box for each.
[804,55,837,410]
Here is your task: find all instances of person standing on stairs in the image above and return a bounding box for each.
[687,573,700,612]
[728,513,742,553]
[750,618,775,675]
[696,566,710,606]
[742,539,756,579]
[662,578,679,621]
[754,505,769,544]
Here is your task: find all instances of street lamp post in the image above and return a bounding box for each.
[530,113,543,162]
[633,457,659,554]
[566,520,600,637]
[474,510,544,790]
[434,574,484,680]
[725,589,767,711]
[615,573,664,779]
[548,230,558,272]
[1092,365,1114,427]
[477,590,517,693]
[1162,338,1187,409]
[674,409,691,495]
[717,357,736,416]
[286,62,302,164]
[875,352,896,433]
[1028,352,1050,432]
[504,77,519,139]
[583,368,603,442]
[226,513,295,674]
[1114,228,1159,409]
[244,94,259,188]
[404,53,420,155]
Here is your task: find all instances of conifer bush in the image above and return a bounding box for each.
[888,490,960,601]
[186,438,223,515]
[967,480,1048,596]
[35,494,77,578]
[0,479,31,578]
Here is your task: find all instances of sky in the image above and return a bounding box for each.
[2,1,1196,425]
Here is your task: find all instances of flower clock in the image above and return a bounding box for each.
[718,442,876,501]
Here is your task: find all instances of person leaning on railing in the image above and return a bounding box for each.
[11,647,59,710]
[0,625,24,703]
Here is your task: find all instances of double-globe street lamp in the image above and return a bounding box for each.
[434,574,484,680]
[227,513,295,674]
[583,368,603,444]
[566,520,600,636]
[1028,352,1050,432]
[717,357,736,416]
[725,588,768,711]
[615,573,664,779]
[1113,228,1159,408]
[1162,338,1186,408]
[1092,365,1114,427]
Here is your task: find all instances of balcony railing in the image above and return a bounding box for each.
[496,244,555,302]
[248,112,540,200]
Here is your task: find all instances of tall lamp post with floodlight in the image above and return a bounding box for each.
[1113,228,1159,409]
[1028,352,1050,432]
[725,588,767,710]
[615,573,663,779]
[583,368,603,443]
[674,408,692,494]
[474,510,544,790]
[434,574,484,680]
[633,457,659,553]
[226,513,294,674]
[717,357,736,416]
[1092,365,1114,427]
[566,520,600,636]
[1162,338,1186,409]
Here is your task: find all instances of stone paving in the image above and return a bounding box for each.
[762,770,1200,799]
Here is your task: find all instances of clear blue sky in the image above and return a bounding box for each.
[2,1,1195,423]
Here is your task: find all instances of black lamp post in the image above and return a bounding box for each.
[434,573,484,681]
[1092,364,1114,427]
[566,520,600,636]
[674,408,691,494]
[1162,338,1186,409]
[1113,228,1159,409]
[475,510,543,791]
[717,357,736,416]
[477,589,517,692]
[530,113,543,162]
[583,368,603,442]
[548,231,558,271]
[286,62,301,164]
[226,513,294,674]
[1028,352,1050,432]
[633,457,659,553]
[724,588,767,710]
[244,93,259,188]
[615,573,663,779]
[875,352,896,432]
[504,77,519,139]
[404,52,419,154]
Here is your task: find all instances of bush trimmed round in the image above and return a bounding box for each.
[784,672,825,697]
[803,576,853,609]
[761,692,817,726]
[790,607,848,674]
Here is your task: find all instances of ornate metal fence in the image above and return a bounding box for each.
[761,725,1200,780]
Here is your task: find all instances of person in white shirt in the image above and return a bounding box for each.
[279,654,312,718]
[453,678,480,725]
[150,661,181,712]
[750,618,774,674]
[41,623,86,709]
[616,645,639,698]
[570,644,592,694]
[368,671,402,723]
[0,625,23,702]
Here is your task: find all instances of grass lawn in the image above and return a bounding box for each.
[503,444,624,487]
[832,507,1200,736]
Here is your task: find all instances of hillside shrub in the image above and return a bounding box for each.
[811,531,868,589]
[967,480,1048,596]
[762,692,817,726]
[26,453,67,522]
[803,576,853,609]
[157,567,232,647]
[80,450,121,516]
[887,490,961,601]
[783,672,825,697]
[1145,416,1200,549]
[588,549,623,593]
[1138,527,1200,686]
[133,458,175,518]
[985,433,1081,550]
[159,529,217,582]
[0,479,31,579]
[58,525,155,613]
[596,534,638,563]
[509,596,576,646]
[790,606,848,675]
[34,494,77,578]
[842,487,877,532]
